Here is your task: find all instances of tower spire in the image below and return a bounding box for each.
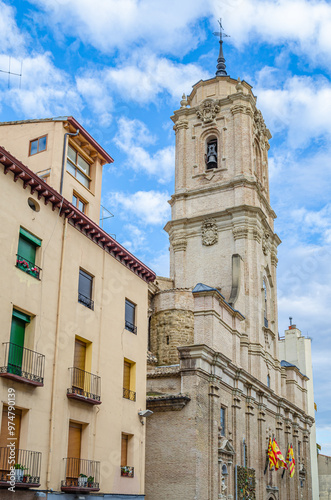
[213,18,230,77]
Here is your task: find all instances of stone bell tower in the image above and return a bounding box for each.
[161,35,281,376]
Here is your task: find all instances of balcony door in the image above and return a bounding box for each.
[73,339,86,394]
[66,422,82,482]
[8,310,30,376]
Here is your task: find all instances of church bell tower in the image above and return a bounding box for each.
[163,24,281,370]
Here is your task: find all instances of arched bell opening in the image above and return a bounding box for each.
[206,137,218,170]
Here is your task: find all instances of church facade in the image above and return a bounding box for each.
[145,44,314,499]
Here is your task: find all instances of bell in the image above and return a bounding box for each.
[207,154,217,169]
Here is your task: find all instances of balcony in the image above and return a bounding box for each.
[67,367,101,405]
[125,320,137,334]
[16,254,41,280]
[0,342,45,386]
[121,466,134,478]
[0,448,41,488]
[123,388,136,401]
[78,292,94,310]
[61,458,100,493]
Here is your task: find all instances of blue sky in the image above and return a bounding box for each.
[1,0,331,455]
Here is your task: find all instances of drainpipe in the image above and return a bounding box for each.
[60,129,79,195]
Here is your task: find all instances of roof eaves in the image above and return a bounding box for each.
[0,146,154,283]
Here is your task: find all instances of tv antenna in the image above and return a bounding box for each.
[0,57,23,89]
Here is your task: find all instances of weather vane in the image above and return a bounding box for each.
[213,18,230,77]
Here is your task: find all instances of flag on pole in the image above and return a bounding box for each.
[272,439,288,470]
[286,444,296,477]
[268,437,277,470]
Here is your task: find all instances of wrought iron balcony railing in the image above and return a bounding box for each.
[16,254,41,280]
[0,342,45,386]
[0,448,41,488]
[123,388,136,401]
[121,466,134,477]
[78,292,94,310]
[125,320,137,334]
[67,367,101,405]
[61,458,100,492]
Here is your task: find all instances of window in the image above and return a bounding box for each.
[121,434,134,477]
[123,360,136,401]
[72,193,86,213]
[78,269,94,310]
[67,144,91,189]
[206,138,217,169]
[16,228,41,279]
[125,299,137,334]
[263,279,268,328]
[29,135,47,156]
[0,406,22,472]
[37,168,51,183]
[220,407,226,436]
[267,374,270,388]
[73,338,86,392]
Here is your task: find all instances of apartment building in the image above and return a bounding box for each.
[0,117,155,499]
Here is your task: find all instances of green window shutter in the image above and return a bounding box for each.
[12,309,30,323]
[19,228,41,247]
[18,236,36,264]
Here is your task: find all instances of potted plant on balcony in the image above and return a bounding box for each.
[14,464,24,482]
[22,471,30,483]
[121,466,133,477]
[87,476,94,487]
[78,473,87,487]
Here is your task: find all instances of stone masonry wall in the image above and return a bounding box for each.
[150,309,194,365]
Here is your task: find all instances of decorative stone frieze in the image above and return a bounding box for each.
[173,119,189,131]
[196,98,220,123]
[202,218,218,246]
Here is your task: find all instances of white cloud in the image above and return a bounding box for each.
[31,0,207,56]
[256,74,331,148]
[149,250,170,278]
[76,77,113,126]
[107,190,170,225]
[114,117,175,183]
[0,53,82,118]
[0,1,26,55]
[121,224,146,253]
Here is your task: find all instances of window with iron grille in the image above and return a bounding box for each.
[125,299,136,334]
[78,269,94,310]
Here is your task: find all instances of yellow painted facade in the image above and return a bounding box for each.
[0,118,154,498]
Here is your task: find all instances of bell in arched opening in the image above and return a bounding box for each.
[206,139,218,169]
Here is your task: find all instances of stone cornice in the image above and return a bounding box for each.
[177,344,311,422]
[146,393,191,412]
[168,176,277,220]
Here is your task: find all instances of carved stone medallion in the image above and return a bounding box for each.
[202,219,218,246]
[196,99,220,123]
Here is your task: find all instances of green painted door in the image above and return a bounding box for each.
[8,317,25,375]
[18,236,36,264]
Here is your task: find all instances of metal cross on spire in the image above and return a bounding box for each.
[213,18,230,77]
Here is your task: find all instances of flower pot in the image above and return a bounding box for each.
[14,469,24,482]
[78,477,87,487]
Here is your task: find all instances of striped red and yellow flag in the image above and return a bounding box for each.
[268,437,277,470]
[286,444,296,477]
[272,439,288,470]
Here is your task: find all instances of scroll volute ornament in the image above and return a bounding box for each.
[196,99,220,123]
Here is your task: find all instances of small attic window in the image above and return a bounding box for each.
[29,135,47,156]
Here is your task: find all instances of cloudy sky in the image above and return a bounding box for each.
[1,0,331,455]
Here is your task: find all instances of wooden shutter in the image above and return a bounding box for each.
[67,422,82,479]
[0,407,22,471]
[121,434,128,467]
[18,236,36,264]
[74,340,86,371]
[123,361,131,391]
